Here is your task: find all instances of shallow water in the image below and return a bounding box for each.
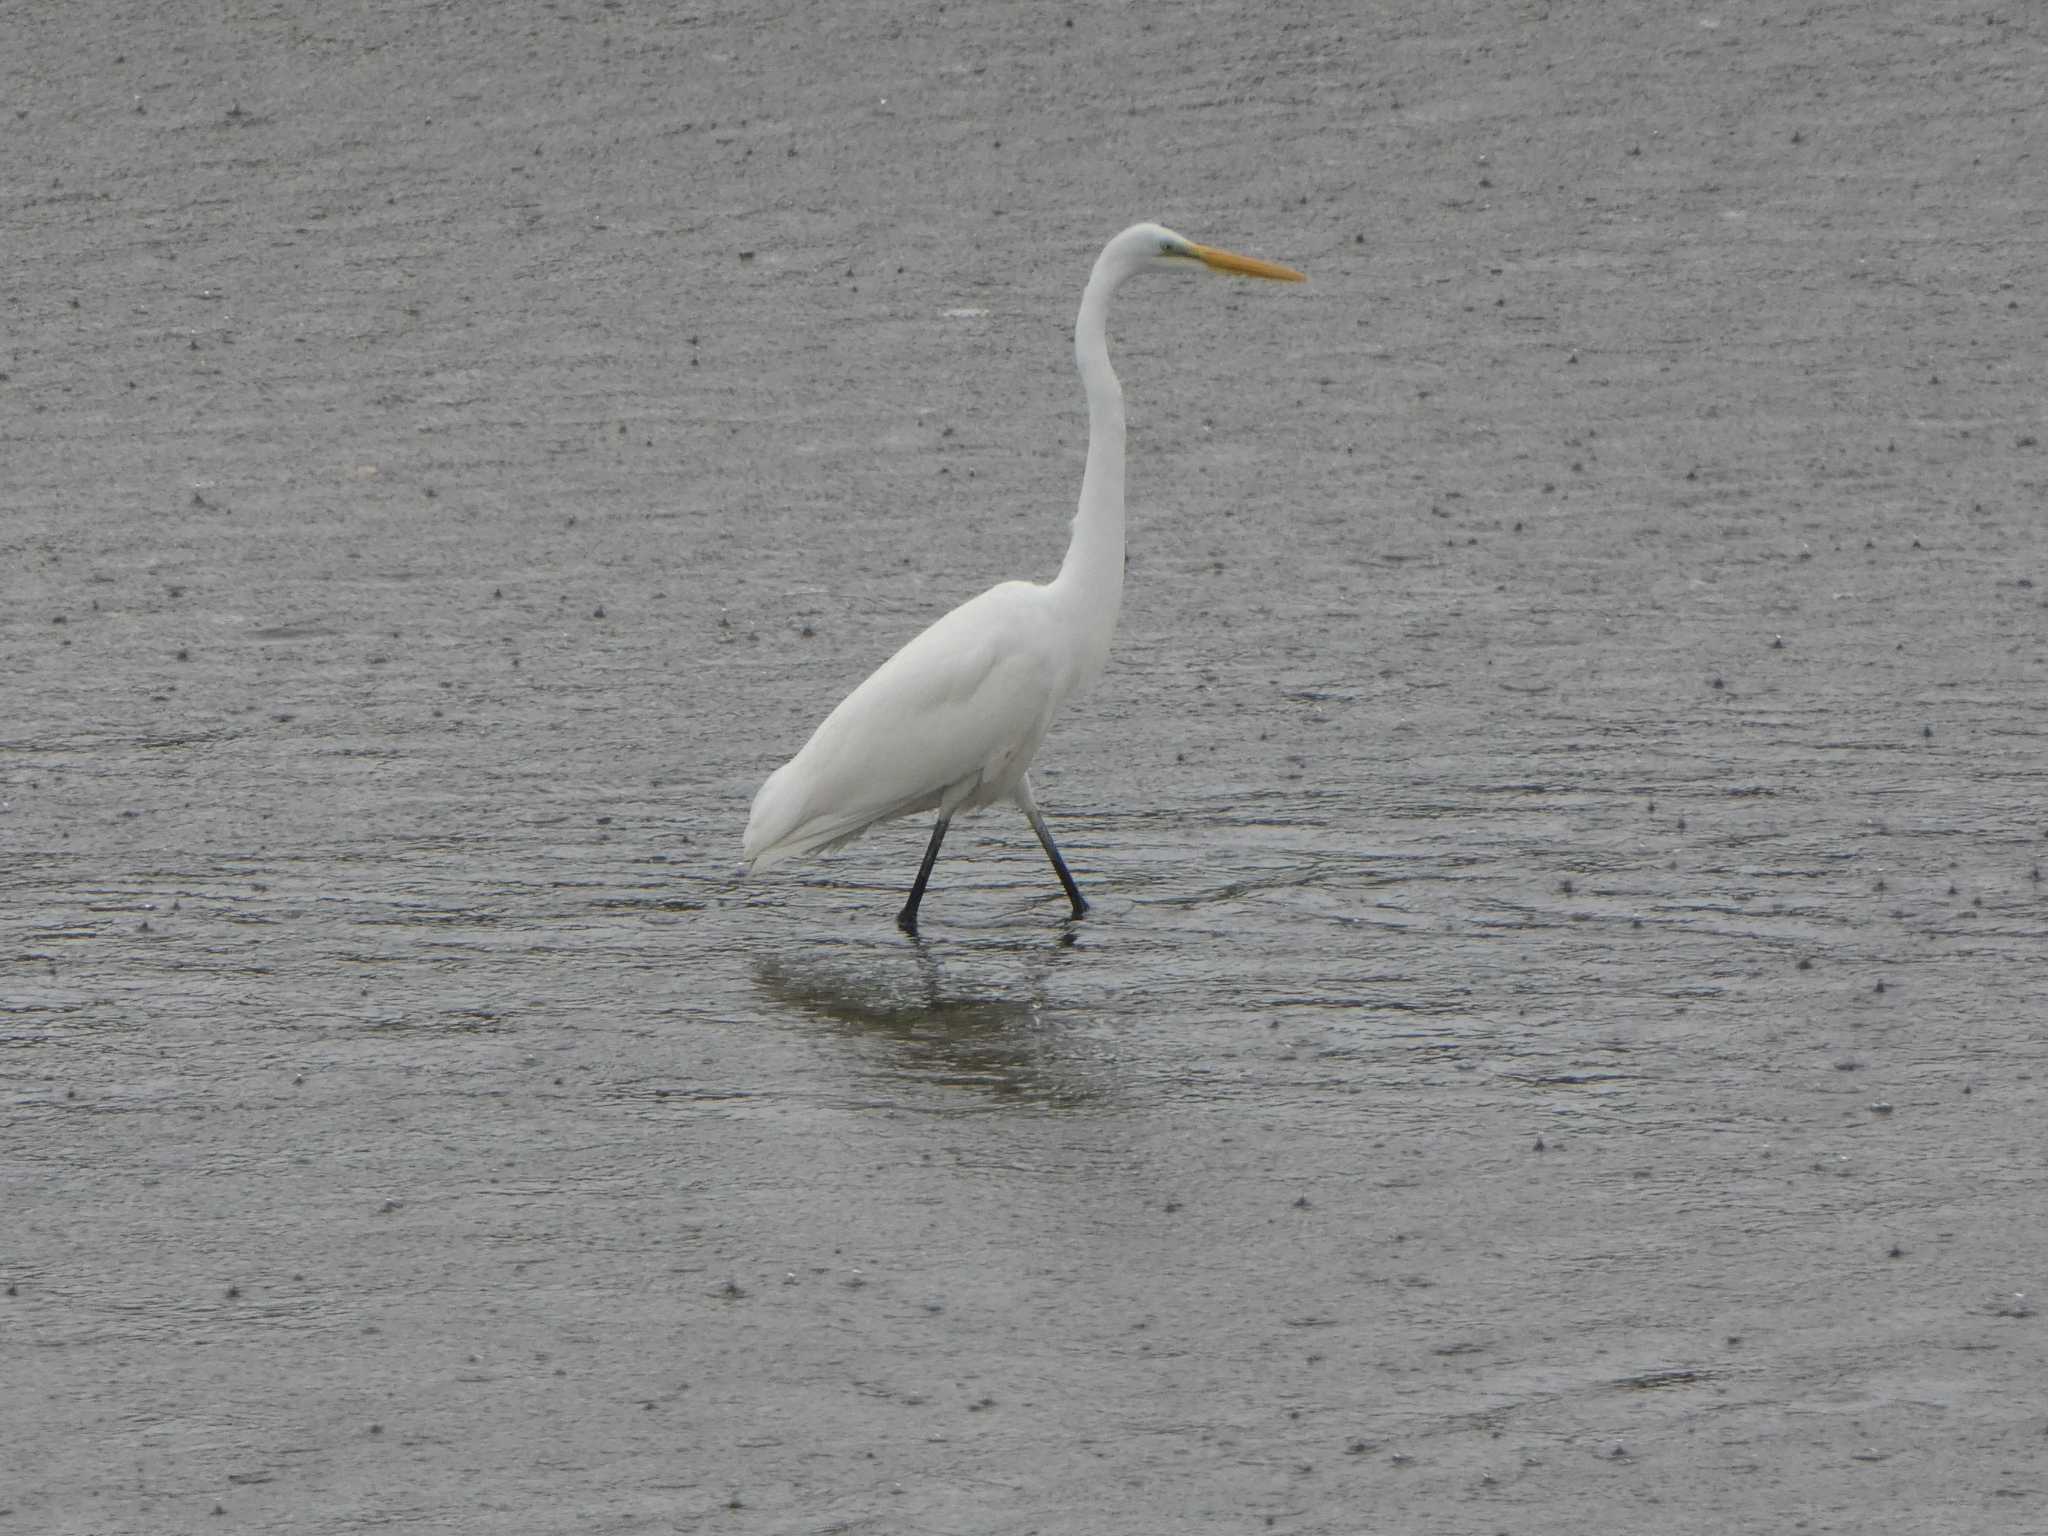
[7,2,2048,1532]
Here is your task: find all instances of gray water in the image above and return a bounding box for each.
[6,3,2046,1532]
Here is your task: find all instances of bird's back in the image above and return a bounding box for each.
[742,581,1075,868]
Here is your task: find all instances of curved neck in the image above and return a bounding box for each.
[1053,263,1127,630]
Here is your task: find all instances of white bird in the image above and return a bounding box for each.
[743,222,1305,935]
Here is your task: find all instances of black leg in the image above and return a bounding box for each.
[1025,803,1088,920]
[897,814,951,936]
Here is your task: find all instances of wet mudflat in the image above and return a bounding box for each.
[5,2,2047,1532]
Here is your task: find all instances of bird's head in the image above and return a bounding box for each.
[1102,221,1307,286]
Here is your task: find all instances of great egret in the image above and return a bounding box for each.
[743,222,1305,935]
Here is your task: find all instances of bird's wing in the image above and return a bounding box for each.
[744,582,1064,866]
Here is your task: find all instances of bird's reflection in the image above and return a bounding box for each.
[750,948,1107,1110]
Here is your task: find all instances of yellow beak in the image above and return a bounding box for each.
[1188,241,1307,282]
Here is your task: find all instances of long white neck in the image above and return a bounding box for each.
[1051,252,1128,686]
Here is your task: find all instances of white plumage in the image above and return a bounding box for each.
[742,222,1304,933]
